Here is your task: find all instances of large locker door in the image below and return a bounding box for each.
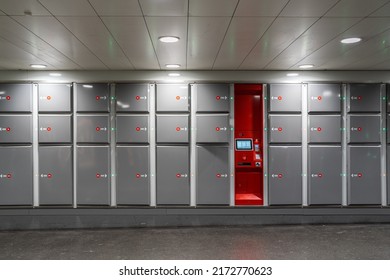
[0,115,32,144]
[268,115,301,143]
[348,146,381,205]
[268,146,302,205]
[388,146,390,204]
[77,115,110,144]
[156,84,189,112]
[197,146,229,205]
[0,146,33,205]
[116,84,149,113]
[116,115,149,144]
[156,115,189,143]
[308,115,341,143]
[269,84,302,113]
[0,84,32,113]
[347,115,381,143]
[196,114,229,143]
[308,146,342,205]
[157,146,190,205]
[347,84,381,113]
[38,84,72,113]
[77,146,110,205]
[308,84,341,113]
[117,146,150,205]
[39,146,73,205]
[196,84,230,113]
[39,115,72,143]
[76,83,110,112]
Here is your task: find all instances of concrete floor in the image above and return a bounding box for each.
[0,224,389,259]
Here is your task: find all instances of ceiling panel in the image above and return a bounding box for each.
[57,17,134,69]
[89,0,142,16]
[102,17,159,69]
[280,0,339,17]
[369,2,390,17]
[325,0,389,17]
[145,17,187,69]
[345,46,390,69]
[140,0,188,16]
[187,17,230,69]
[189,0,238,16]
[38,0,96,16]
[239,17,318,69]
[14,16,106,69]
[213,17,274,69]
[0,16,80,69]
[369,55,390,69]
[266,17,360,69]
[235,0,289,17]
[0,0,49,16]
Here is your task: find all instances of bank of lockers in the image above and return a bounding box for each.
[116,84,149,113]
[38,84,72,113]
[156,84,189,112]
[268,146,302,205]
[0,146,33,205]
[348,146,381,205]
[195,84,230,112]
[308,84,341,113]
[268,115,302,143]
[0,84,32,113]
[157,146,190,205]
[116,115,149,144]
[268,84,302,113]
[76,83,110,112]
[77,115,109,144]
[196,114,229,143]
[308,115,341,143]
[197,146,229,205]
[347,115,381,143]
[156,115,189,143]
[77,146,110,205]
[117,146,150,205]
[308,146,342,205]
[39,146,73,205]
[0,115,32,143]
[347,84,381,113]
[39,115,72,143]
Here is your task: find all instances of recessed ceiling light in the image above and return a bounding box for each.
[165,64,181,68]
[341,37,362,44]
[82,85,93,88]
[287,73,299,77]
[299,64,314,69]
[168,73,181,77]
[49,73,62,77]
[30,64,47,69]
[159,36,180,43]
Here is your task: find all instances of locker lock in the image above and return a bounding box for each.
[0,174,12,179]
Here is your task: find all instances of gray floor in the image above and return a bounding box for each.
[0,224,389,259]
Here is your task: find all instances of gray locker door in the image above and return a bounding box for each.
[0,146,32,205]
[157,146,190,205]
[39,115,72,143]
[156,114,189,143]
[156,84,189,112]
[117,146,150,205]
[38,84,72,113]
[116,115,149,144]
[0,115,32,144]
[268,84,302,113]
[0,84,32,113]
[347,84,381,113]
[308,84,341,113]
[388,146,390,204]
[39,146,73,205]
[269,115,302,144]
[387,115,390,144]
[76,83,110,112]
[268,146,302,205]
[196,114,229,143]
[347,115,381,143]
[77,115,110,144]
[77,146,110,205]
[197,146,229,205]
[348,146,381,205]
[116,84,149,113]
[308,115,341,143]
[196,84,230,113]
[308,146,342,205]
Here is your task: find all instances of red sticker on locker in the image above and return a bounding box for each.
[216,173,221,178]
[6,96,11,101]
[47,173,52,179]
[6,127,10,132]
[6,174,11,179]
[96,173,101,178]
[176,96,180,100]
[318,173,323,178]
[176,173,181,178]
[47,127,52,132]
[136,96,140,100]
[358,173,363,178]
[96,96,100,100]
[277,96,282,100]
[216,96,221,100]
[96,127,101,131]
[216,127,220,131]
[47,96,51,100]
[136,173,141,178]
[317,127,322,132]
[318,96,322,101]
[278,174,283,178]
[278,127,283,132]
[358,96,362,101]
[358,127,362,132]
[176,127,181,132]
[136,127,140,131]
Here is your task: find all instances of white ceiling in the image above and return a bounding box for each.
[0,0,389,71]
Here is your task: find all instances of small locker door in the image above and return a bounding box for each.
[116,115,149,144]
[38,84,72,113]
[157,146,190,205]
[308,146,342,205]
[39,146,73,205]
[0,84,32,113]
[117,146,150,205]
[308,115,341,143]
[348,146,381,205]
[268,115,301,144]
[196,114,229,143]
[156,115,189,143]
[0,146,33,205]
[347,115,381,143]
[268,84,302,113]
[195,84,230,112]
[347,84,381,113]
[116,84,149,113]
[77,146,110,205]
[76,83,110,112]
[39,115,72,143]
[308,84,341,113]
[156,84,189,112]
[268,146,302,205]
[0,115,32,144]
[77,115,109,144]
[197,146,229,205]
